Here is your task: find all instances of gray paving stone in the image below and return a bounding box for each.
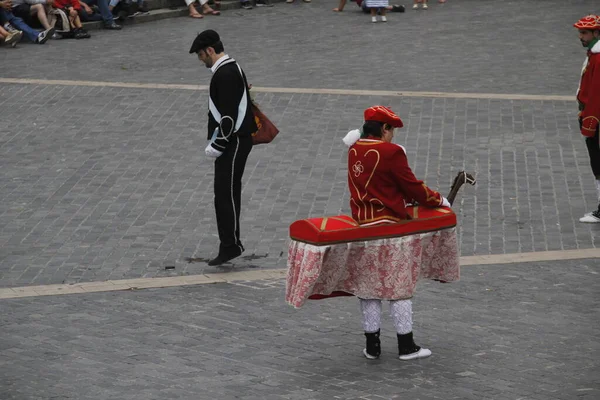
[2,82,600,286]
[0,259,598,399]
[1,11,600,400]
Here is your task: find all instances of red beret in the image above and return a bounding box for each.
[364,106,404,128]
[574,15,600,30]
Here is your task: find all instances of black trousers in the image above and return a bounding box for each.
[585,127,600,179]
[214,134,253,255]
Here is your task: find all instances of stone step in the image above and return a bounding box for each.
[82,0,282,30]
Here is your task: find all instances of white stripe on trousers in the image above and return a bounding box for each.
[230,136,242,252]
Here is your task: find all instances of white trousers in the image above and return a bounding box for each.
[185,0,208,7]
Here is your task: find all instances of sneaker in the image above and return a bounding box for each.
[114,10,128,21]
[371,16,377,22]
[580,209,600,223]
[36,27,54,44]
[412,3,418,9]
[129,10,150,17]
[3,23,18,33]
[255,0,273,6]
[74,28,91,39]
[4,30,22,47]
[241,1,253,9]
[104,22,122,29]
[422,3,428,8]
[381,15,387,22]
[399,347,432,361]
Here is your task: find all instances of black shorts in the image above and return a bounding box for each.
[12,4,32,21]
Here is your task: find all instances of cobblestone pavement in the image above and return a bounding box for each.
[0,0,595,95]
[1,83,599,287]
[2,1,600,398]
[1,259,599,400]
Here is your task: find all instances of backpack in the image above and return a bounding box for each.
[47,8,72,37]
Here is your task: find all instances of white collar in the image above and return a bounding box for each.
[211,54,232,73]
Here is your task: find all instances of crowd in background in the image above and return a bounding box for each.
[0,0,448,47]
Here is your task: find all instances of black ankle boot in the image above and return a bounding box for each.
[364,330,381,359]
[397,332,420,356]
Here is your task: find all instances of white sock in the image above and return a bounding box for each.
[381,15,387,22]
[371,16,377,22]
[360,299,382,332]
[390,299,413,334]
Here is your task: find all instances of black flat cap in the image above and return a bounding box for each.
[189,29,220,54]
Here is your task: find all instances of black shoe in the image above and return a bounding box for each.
[397,332,432,360]
[104,22,122,30]
[114,10,128,21]
[241,1,253,9]
[363,330,381,359]
[391,4,405,12]
[208,247,243,266]
[74,29,91,39]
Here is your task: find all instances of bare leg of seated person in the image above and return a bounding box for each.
[185,0,203,17]
[30,4,53,30]
[333,0,346,11]
[201,0,220,15]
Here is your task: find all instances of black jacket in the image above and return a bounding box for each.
[207,57,257,151]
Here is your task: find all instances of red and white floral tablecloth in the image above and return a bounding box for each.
[285,227,460,308]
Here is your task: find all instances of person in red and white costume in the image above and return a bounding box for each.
[343,106,450,360]
[575,15,600,223]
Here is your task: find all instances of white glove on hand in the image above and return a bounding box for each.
[205,143,223,158]
[441,197,451,207]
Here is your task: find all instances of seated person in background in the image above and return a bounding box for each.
[333,0,404,12]
[51,0,91,38]
[184,0,219,18]
[0,0,53,43]
[0,22,22,46]
[11,0,56,34]
[78,0,120,28]
[108,0,148,20]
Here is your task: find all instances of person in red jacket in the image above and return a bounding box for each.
[575,15,600,222]
[347,106,450,225]
[52,0,90,38]
[344,106,450,361]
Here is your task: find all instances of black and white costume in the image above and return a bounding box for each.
[206,55,257,257]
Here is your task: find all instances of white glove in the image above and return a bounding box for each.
[342,129,361,147]
[205,143,223,158]
[441,197,451,208]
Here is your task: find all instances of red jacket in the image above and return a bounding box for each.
[577,41,600,136]
[348,138,443,224]
[53,0,81,10]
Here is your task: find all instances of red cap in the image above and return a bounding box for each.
[574,15,600,30]
[364,106,404,128]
